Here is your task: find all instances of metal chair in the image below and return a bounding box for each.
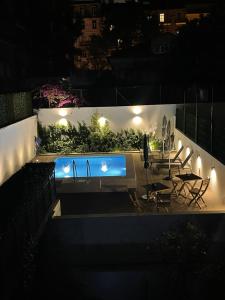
[169,165,182,196]
[187,178,210,209]
[156,191,173,212]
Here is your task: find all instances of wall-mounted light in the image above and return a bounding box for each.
[58,118,68,127]
[58,109,68,117]
[98,116,107,127]
[132,116,142,125]
[196,155,202,176]
[132,106,142,115]
[186,146,191,157]
[178,139,182,150]
[210,166,217,184]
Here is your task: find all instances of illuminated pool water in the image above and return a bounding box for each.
[55,155,126,178]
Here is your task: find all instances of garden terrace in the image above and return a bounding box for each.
[36,152,225,216]
[34,104,225,215]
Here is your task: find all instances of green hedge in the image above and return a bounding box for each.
[38,112,162,153]
[0,92,33,128]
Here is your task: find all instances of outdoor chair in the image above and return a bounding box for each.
[155,190,174,212]
[156,149,194,172]
[169,165,183,197]
[151,145,184,164]
[186,177,210,209]
[128,188,143,213]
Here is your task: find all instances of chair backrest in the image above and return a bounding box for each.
[198,178,210,198]
[171,145,184,163]
[181,149,194,169]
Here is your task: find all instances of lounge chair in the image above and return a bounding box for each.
[151,145,184,164]
[156,149,194,172]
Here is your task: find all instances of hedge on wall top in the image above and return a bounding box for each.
[37,112,163,153]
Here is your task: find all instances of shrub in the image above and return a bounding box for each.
[37,114,161,153]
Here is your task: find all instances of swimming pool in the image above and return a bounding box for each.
[55,155,126,178]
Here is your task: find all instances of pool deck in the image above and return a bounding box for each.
[35,152,225,215]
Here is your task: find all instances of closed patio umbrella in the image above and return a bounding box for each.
[142,134,150,200]
[162,115,167,158]
[143,134,150,169]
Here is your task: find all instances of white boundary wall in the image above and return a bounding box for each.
[175,128,225,206]
[0,116,37,186]
[37,105,176,138]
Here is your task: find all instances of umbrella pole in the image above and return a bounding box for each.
[168,135,171,179]
[168,153,171,179]
[142,168,149,200]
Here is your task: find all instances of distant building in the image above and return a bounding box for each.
[151,3,212,34]
[71,1,213,71]
[72,1,107,70]
[0,0,30,92]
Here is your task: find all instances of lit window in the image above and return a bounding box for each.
[92,20,97,29]
[160,13,165,23]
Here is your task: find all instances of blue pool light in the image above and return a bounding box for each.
[55,155,126,178]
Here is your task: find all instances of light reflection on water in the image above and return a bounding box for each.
[55,155,126,178]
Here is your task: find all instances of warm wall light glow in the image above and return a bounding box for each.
[197,155,202,168]
[196,155,202,176]
[133,116,142,125]
[58,118,68,127]
[98,116,107,127]
[186,147,191,157]
[17,146,25,165]
[210,167,217,186]
[58,109,68,117]
[132,106,142,115]
[178,139,182,150]
[63,165,70,174]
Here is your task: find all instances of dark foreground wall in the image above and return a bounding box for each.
[32,213,225,300]
[47,212,225,246]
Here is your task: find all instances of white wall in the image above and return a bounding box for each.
[175,128,225,206]
[0,116,37,186]
[37,105,176,138]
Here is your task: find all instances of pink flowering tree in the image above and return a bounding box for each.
[33,84,81,108]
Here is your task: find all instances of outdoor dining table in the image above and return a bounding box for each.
[142,182,169,202]
[175,173,202,199]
